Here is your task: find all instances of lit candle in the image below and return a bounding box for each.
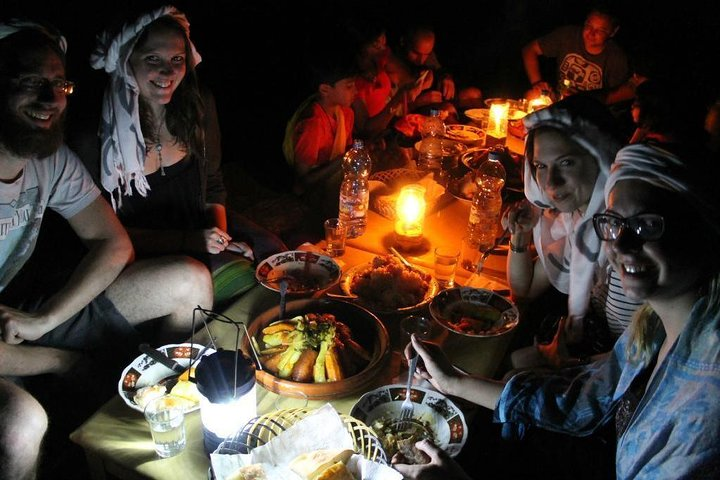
[395,184,426,247]
[487,101,509,139]
[527,91,553,112]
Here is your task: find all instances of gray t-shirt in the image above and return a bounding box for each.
[0,145,100,291]
[539,25,629,92]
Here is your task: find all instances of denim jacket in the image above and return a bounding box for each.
[495,297,720,479]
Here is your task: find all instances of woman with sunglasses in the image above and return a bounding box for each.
[504,95,643,368]
[396,142,720,479]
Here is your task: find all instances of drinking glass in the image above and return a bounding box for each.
[434,246,460,289]
[143,395,186,458]
[324,218,347,257]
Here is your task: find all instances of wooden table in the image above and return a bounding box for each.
[69,178,516,480]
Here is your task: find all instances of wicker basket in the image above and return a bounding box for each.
[215,408,388,464]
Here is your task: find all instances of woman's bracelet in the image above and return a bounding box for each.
[510,241,528,253]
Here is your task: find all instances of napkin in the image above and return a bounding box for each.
[210,403,402,480]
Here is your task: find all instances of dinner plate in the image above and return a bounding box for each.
[340,260,439,314]
[463,108,489,123]
[255,250,341,295]
[350,384,468,458]
[118,343,216,413]
[444,124,483,143]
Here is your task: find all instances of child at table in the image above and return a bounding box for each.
[282,45,358,215]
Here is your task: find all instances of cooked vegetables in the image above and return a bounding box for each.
[257,313,371,383]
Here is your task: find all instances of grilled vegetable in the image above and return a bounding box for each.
[313,340,329,383]
[260,351,285,374]
[336,321,372,362]
[291,348,318,382]
[262,318,300,335]
[325,346,344,382]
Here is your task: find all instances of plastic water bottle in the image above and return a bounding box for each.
[467,149,506,252]
[417,108,445,173]
[338,140,372,238]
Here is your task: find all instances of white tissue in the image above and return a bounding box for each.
[210,403,401,480]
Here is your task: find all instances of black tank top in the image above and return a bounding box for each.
[118,155,205,231]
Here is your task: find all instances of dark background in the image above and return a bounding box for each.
[3,0,720,188]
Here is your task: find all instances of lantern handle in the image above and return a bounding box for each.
[189,306,264,373]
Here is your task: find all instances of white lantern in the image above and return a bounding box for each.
[194,350,257,454]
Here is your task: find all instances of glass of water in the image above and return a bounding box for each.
[143,395,187,458]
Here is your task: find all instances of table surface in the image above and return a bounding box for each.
[70,134,523,480]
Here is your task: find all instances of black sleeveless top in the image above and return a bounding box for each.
[118,155,205,231]
[615,355,658,439]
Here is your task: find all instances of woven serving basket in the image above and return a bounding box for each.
[214,408,388,464]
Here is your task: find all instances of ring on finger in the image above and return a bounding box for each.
[216,237,225,245]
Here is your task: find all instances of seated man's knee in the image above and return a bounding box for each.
[0,381,47,476]
[170,256,213,304]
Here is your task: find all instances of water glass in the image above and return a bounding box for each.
[434,246,460,289]
[143,395,186,458]
[460,236,482,272]
[324,218,347,257]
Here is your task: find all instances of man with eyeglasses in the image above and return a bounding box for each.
[0,22,212,478]
[521,5,630,105]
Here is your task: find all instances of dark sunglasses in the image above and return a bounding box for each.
[592,213,665,242]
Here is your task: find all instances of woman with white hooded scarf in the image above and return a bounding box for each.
[503,95,642,367]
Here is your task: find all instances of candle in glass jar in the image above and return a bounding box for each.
[487,101,509,139]
[395,184,426,242]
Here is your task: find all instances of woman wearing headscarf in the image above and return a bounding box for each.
[504,95,642,366]
[395,141,720,479]
[89,6,286,307]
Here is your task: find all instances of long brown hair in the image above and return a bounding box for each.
[135,16,205,159]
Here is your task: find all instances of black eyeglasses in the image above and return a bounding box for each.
[592,213,665,242]
[11,75,75,96]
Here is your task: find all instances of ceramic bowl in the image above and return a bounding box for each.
[429,287,519,338]
[255,250,341,296]
[351,384,468,458]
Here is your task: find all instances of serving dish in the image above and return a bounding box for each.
[351,384,468,458]
[429,287,519,338]
[242,298,390,400]
[444,124,483,144]
[446,172,476,203]
[413,138,468,158]
[340,257,439,313]
[463,108,489,123]
[118,342,216,412]
[460,147,524,193]
[255,250,341,296]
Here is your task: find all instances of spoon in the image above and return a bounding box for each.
[475,228,510,272]
[389,247,413,268]
[279,278,288,320]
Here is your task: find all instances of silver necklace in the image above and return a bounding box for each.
[151,112,166,176]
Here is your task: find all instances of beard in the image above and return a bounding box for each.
[0,102,65,159]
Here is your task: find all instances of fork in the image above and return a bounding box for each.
[398,354,418,430]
